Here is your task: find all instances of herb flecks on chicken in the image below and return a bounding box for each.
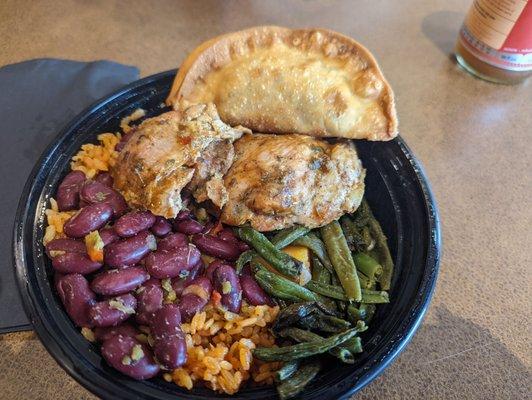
[112,103,247,218]
[221,133,365,231]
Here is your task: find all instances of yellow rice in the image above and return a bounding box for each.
[43,198,76,244]
[70,132,121,178]
[173,303,281,394]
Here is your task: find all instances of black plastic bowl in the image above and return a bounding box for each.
[13,70,441,400]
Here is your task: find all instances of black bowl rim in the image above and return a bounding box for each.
[13,70,441,400]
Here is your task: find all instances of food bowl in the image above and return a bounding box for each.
[13,70,441,399]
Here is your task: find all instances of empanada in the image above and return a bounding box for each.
[167,26,398,141]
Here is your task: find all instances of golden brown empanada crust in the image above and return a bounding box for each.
[167,26,398,141]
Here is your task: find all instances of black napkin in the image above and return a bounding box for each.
[0,59,139,333]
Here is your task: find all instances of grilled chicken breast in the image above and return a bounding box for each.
[221,133,365,231]
[112,103,246,218]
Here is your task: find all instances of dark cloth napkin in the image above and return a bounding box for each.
[0,59,139,333]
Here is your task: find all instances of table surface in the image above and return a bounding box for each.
[1,0,530,399]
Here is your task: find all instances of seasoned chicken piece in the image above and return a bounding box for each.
[112,103,246,218]
[221,133,365,231]
[187,139,235,208]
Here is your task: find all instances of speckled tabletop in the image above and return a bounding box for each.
[1,0,530,399]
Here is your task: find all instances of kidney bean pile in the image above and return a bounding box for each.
[46,170,273,380]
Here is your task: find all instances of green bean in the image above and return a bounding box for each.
[340,216,368,252]
[310,253,338,311]
[293,232,334,273]
[272,301,343,334]
[352,200,371,227]
[254,263,317,302]
[311,254,330,283]
[356,271,373,289]
[306,281,389,304]
[347,304,366,324]
[330,272,347,313]
[278,328,355,364]
[271,226,311,249]
[314,296,338,316]
[318,315,352,332]
[353,253,383,281]
[320,221,362,301]
[277,360,321,400]
[360,289,389,304]
[361,200,394,290]
[361,226,375,251]
[272,302,318,331]
[360,303,377,323]
[237,227,301,277]
[275,360,300,382]
[310,255,338,311]
[235,250,254,274]
[342,336,363,354]
[237,227,310,274]
[255,274,302,303]
[305,280,347,301]
[253,327,359,362]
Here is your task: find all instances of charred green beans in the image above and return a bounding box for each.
[253,327,359,362]
[306,280,389,303]
[305,280,347,301]
[276,361,321,400]
[278,327,355,364]
[271,226,311,249]
[253,263,317,302]
[360,200,394,290]
[275,360,300,382]
[237,227,302,277]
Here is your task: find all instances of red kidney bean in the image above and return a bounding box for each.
[173,218,204,235]
[213,264,242,313]
[174,210,192,221]
[202,221,215,234]
[178,277,213,322]
[52,252,102,274]
[101,334,160,380]
[80,180,128,217]
[171,260,204,296]
[218,228,250,252]
[104,231,157,267]
[205,259,226,282]
[63,203,113,238]
[53,272,65,287]
[94,323,138,342]
[99,227,120,246]
[151,304,187,369]
[89,293,137,327]
[150,216,172,237]
[114,211,156,238]
[56,274,95,327]
[94,172,114,187]
[240,266,274,306]
[157,233,188,252]
[191,234,241,261]
[144,244,200,279]
[56,171,86,211]
[135,279,164,326]
[45,238,86,258]
[91,266,149,296]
